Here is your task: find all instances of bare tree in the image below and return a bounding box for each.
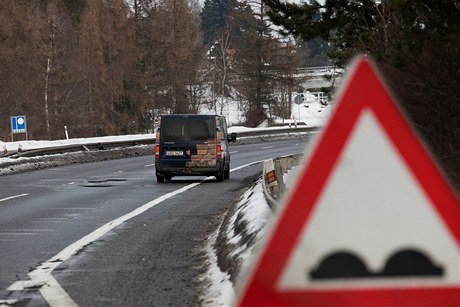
[215,30,236,114]
[268,38,305,120]
[0,0,205,140]
[147,0,204,114]
[39,0,72,139]
[76,0,136,136]
[0,2,47,139]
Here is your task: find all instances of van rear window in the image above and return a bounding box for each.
[161,117,215,141]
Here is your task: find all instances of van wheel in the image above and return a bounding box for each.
[156,175,165,183]
[216,172,224,182]
[224,168,230,180]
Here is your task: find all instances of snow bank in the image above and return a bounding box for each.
[0,134,154,155]
[200,179,274,305]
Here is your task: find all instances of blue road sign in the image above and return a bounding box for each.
[11,115,27,133]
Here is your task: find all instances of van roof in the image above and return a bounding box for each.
[160,114,221,118]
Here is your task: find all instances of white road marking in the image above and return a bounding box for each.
[230,161,263,173]
[2,229,54,233]
[33,218,70,222]
[0,232,38,236]
[7,160,264,307]
[0,193,29,203]
[55,208,94,210]
[7,182,202,306]
[0,299,18,305]
[0,230,48,243]
[261,146,274,149]
[144,163,155,167]
[229,151,239,154]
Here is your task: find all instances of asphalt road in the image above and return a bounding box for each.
[0,137,311,306]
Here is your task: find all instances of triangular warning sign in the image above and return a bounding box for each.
[237,56,460,306]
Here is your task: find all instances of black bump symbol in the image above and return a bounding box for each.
[310,249,443,280]
[384,250,443,277]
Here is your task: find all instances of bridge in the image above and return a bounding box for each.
[295,66,345,90]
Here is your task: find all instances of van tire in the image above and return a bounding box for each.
[224,168,230,180]
[216,172,225,182]
[156,175,165,183]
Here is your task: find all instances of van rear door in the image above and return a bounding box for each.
[159,117,189,168]
[159,116,216,168]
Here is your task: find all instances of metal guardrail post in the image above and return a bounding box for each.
[274,159,286,192]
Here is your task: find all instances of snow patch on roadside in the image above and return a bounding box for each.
[199,230,235,307]
[199,178,274,305]
[0,145,153,176]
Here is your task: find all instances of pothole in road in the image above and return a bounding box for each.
[87,178,127,183]
[84,185,114,188]
[83,178,127,188]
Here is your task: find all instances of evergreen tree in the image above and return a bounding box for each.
[201,0,228,46]
[200,0,244,46]
[229,1,304,126]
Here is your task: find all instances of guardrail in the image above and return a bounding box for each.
[1,126,318,159]
[296,66,345,76]
[231,126,317,138]
[262,154,303,209]
[4,139,155,158]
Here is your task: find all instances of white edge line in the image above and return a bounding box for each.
[0,299,18,305]
[230,160,263,173]
[0,193,29,203]
[7,160,263,306]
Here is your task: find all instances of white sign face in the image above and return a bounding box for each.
[279,110,460,289]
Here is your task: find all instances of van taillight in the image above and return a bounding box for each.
[155,145,160,160]
[216,145,222,159]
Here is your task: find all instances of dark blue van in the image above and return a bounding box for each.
[154,114,237,182]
